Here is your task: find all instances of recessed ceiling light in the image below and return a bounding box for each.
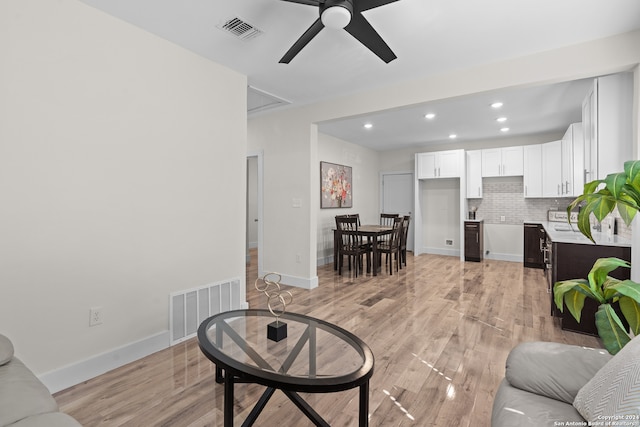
[364,123,373,129]
[449,134,457,139]
[491,102,504,109]
[500,127,510,132]
[496,117,507,122]
[425,113,436,120]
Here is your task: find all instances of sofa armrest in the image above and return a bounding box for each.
[505,341,611,404]
[0,334,14,365]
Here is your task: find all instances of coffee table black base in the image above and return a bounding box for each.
[217,367,369,427]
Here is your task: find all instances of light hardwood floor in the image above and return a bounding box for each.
[55,250,599,426]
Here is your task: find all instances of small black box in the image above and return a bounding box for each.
[267,321,287,342]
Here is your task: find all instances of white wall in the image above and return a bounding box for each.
[317,133,380,266]
[249,30,640,285]
[0,0,247,383]
[419,179,461,255]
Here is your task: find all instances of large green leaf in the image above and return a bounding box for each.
[564,289,589,323]
[595,304,631,355]
[591,191,618,222]
[588,257,630,295]
[621,184,640,206]
[604,172,628,199]
[576,208,594,242]
[617,192,639,226]
[604,279,640,303]
[584,179,605,195]
[624,160,640,187]
[553,279,591,312]
[602,277,623,300]
[619,296,640,335]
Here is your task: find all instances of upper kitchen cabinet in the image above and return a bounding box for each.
[466,150,482,198]
[481,146,523,177]
[561,123,584,197]
[416,149,463,179]
[583,73,633,181]
[523,144,542,198]
[542,140,562,198]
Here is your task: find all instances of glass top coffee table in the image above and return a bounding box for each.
[197,309,375,427]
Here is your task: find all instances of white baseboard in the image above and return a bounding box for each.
[40,331,170,394]
[422,247,460,257]
[485,252,523,262]
[275,272,318,289]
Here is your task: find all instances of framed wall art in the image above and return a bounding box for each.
[320,161,352,209]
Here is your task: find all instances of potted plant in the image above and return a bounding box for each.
[567,160,640,242]
[554,160,640,354]
[554,257,640,354]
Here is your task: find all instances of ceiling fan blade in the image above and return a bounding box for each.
[356,0,400,12]
[279,18,325,64]
[345,13,396,63]
[279,0,321,5]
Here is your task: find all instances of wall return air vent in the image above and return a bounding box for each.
[218,17,263,41]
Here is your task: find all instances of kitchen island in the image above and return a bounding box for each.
[524,219,631,335]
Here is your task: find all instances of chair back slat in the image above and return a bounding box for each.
[380,213,399,227]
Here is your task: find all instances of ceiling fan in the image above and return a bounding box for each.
[279,0,399,64]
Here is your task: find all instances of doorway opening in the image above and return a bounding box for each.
[246,151,264,283]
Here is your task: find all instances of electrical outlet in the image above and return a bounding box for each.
[500,216,506,222]
[445,239,453,246]
[89,307,103,327]
[296,254,301,263]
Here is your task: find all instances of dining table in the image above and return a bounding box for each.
[333,224,393,277]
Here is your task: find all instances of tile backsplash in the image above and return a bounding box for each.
[467,177,574,225]
[466,176,633,239]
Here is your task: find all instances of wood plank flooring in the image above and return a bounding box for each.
[55,251,599,426]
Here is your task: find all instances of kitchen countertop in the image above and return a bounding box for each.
[524,220,632,247]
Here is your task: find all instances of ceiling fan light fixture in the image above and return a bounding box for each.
[321,5,352,29]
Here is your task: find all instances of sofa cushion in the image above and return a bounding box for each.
[505,342,611,404]
[492,378,585,426]
[574,336,640,422]
[0,334,14,366]
[0,357,59,426]
[9,412,82,427]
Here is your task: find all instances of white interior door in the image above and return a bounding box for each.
[381,172,414,250]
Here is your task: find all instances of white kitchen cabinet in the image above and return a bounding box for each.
[583,72,633,181]
[416,150,462,179]
[481,146,523,177]
[561,129,573,196]
[542,140,562,197]
[562,123,584,197]
[466,150,482,198]
[523,144,542,198]
[417,153,437,179]
[572,124,584,196]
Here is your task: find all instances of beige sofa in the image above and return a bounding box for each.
[0,334,81,427]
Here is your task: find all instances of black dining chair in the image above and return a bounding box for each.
[336,213,361,226]
[335,216,370,277]
[378,216,403,275]
[378,213,398,249]
[399,215,411,268]
[380,213,399,227]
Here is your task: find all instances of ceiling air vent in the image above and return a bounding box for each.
[218,17,263,41]
[247,86,291,115]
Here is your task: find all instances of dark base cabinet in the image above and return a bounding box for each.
[523,223,545,269]
[552,242,631,336]
[464,221,483,262]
